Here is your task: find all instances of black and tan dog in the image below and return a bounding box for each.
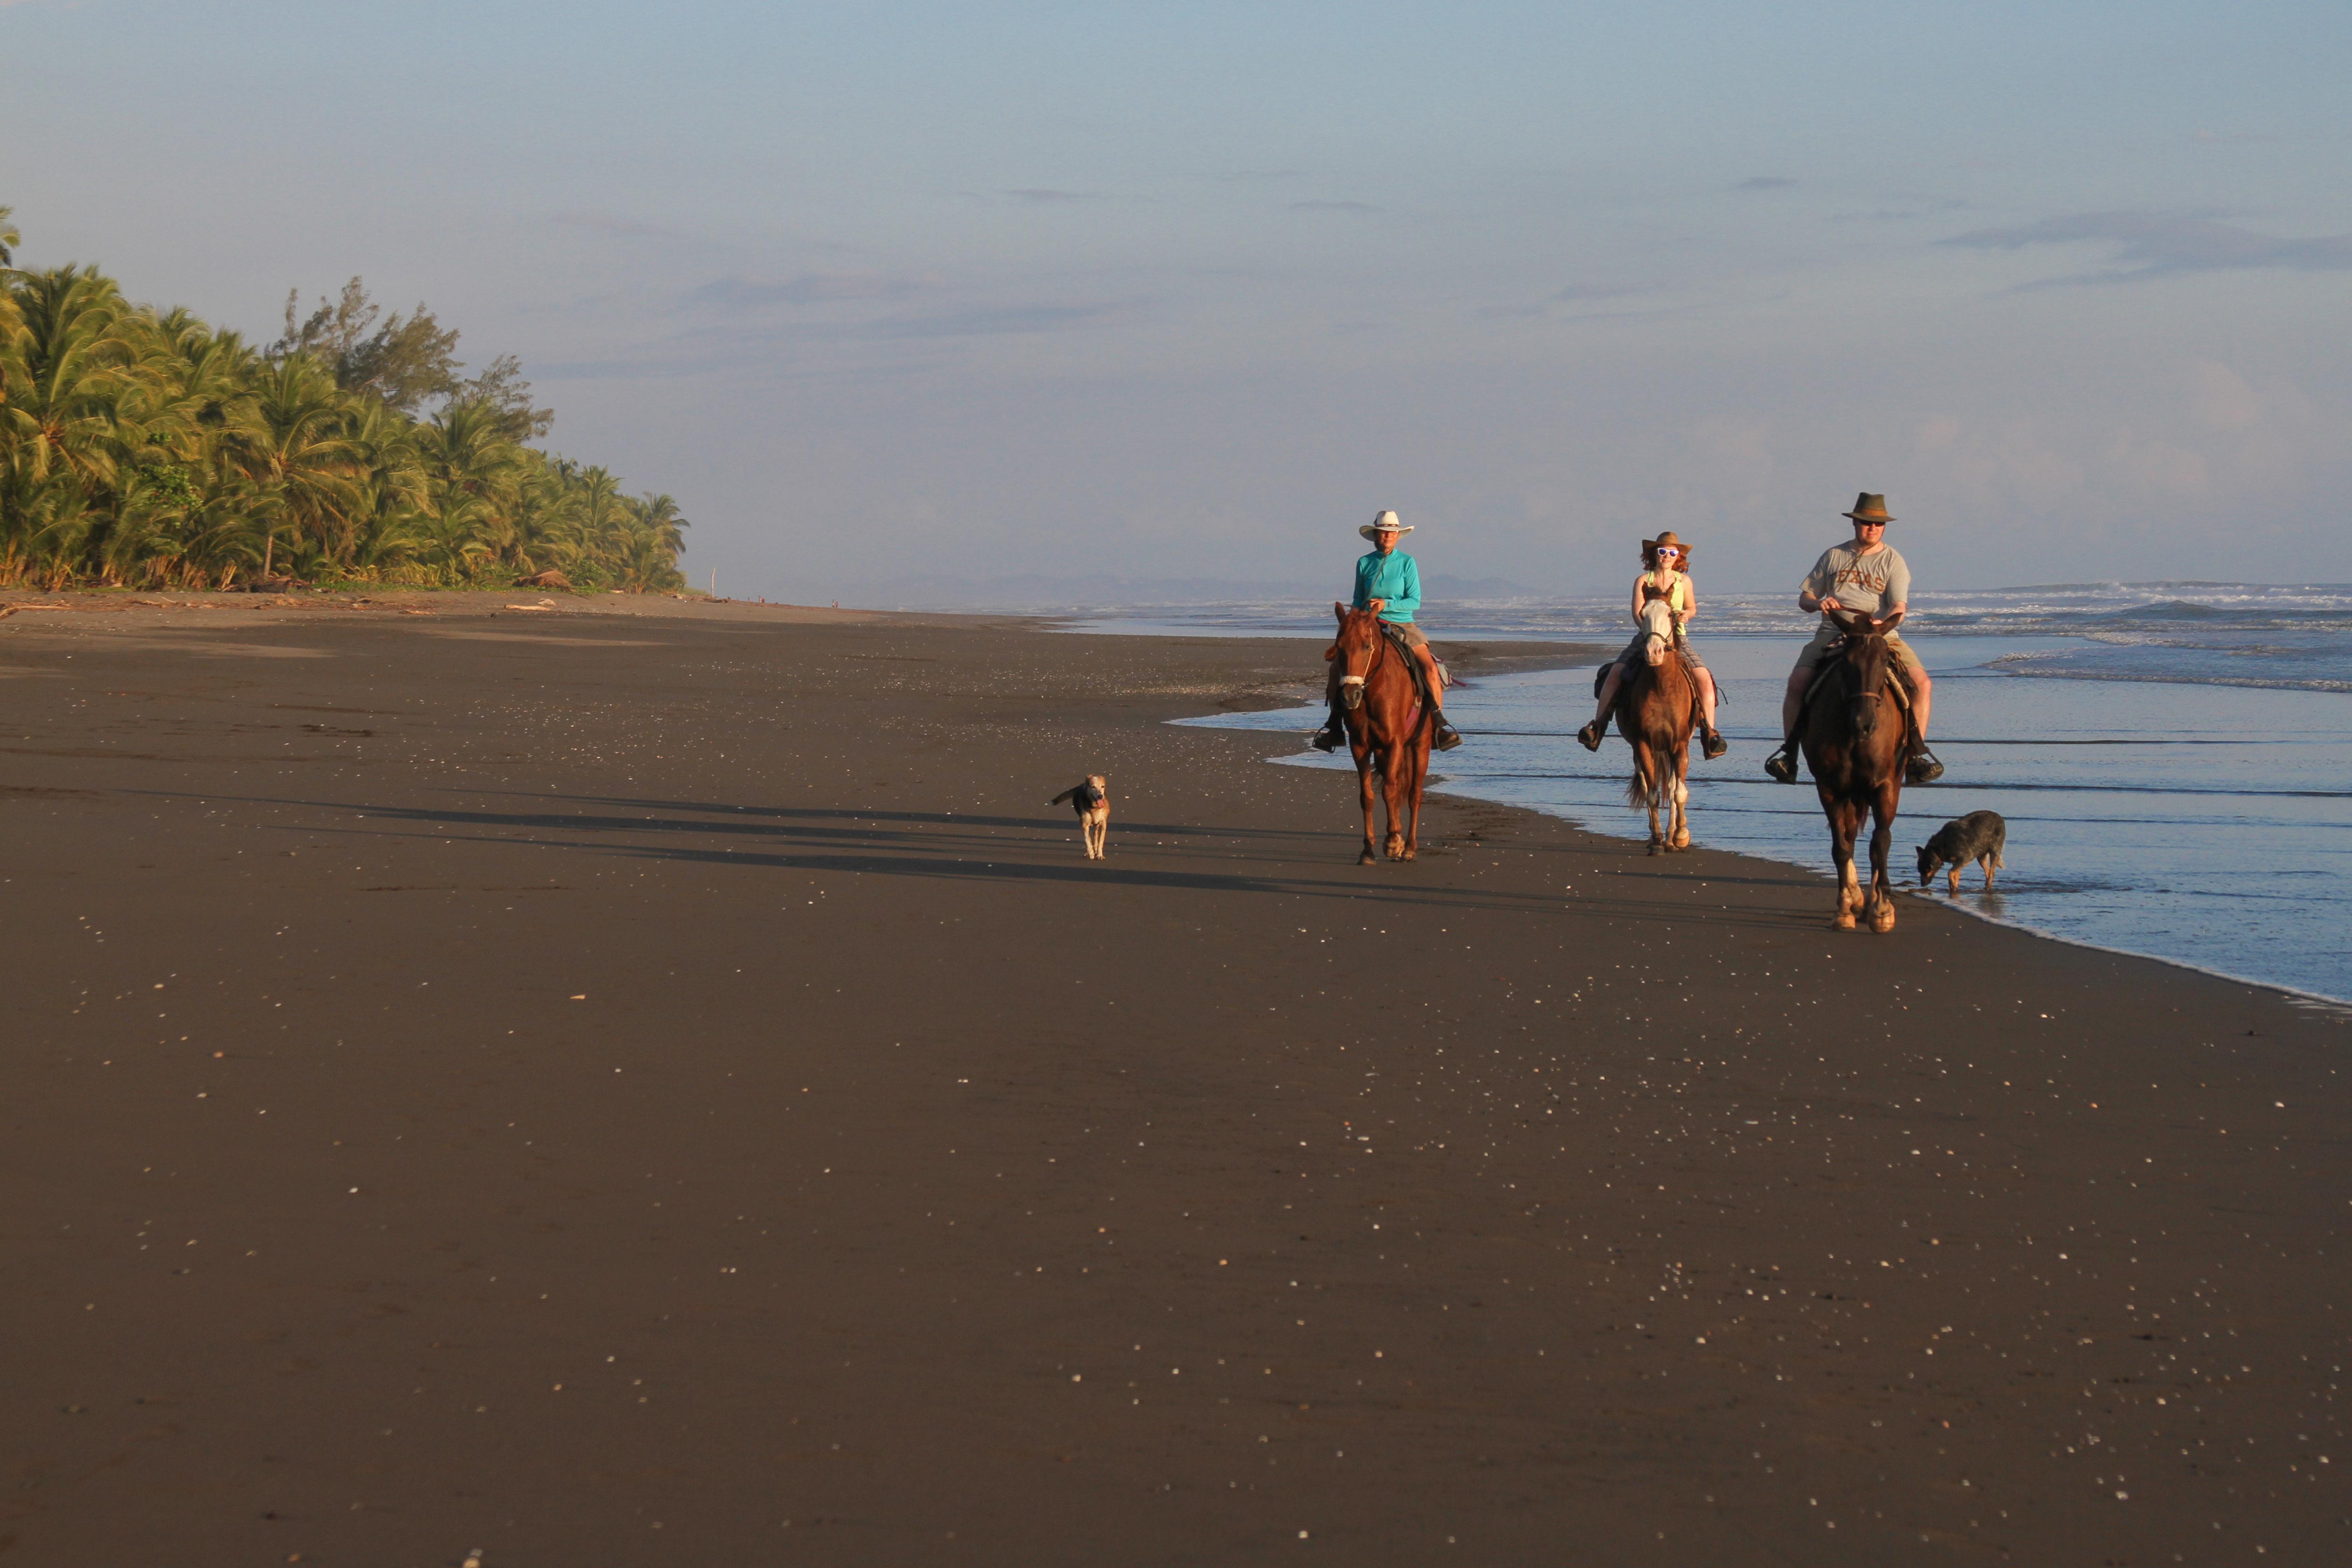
[1916,809,2005,893]
[1050,775,1110,860]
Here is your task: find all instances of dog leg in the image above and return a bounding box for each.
[1947,867,1960,895]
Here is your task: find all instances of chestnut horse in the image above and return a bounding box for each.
[1612,598,1696,854]
[1799,608,1908,932]
[1327,603,1435,864]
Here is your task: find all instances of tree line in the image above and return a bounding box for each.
[0,208,687,592]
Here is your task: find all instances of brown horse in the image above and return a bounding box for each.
[1327,603,1434,864]
[1613,599,1696,854]
[1799,608,1908,932]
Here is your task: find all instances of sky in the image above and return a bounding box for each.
[5,0,2350,602]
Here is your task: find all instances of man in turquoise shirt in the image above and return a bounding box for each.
[1313,511,1462,752]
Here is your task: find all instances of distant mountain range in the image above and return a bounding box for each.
[826,572,1547,612]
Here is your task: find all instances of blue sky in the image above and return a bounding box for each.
[6,0,2349,599]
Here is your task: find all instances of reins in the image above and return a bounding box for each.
[1338,615,1391,692]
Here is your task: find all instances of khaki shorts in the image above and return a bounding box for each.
[1384,620,1428,649]
[1795,623,1925,682]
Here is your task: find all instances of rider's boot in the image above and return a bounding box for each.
[1311,707,1345,751]
[1434,715,1463,751]
[1762,736,1799,783]
[1576,716,1606,752]
[1906,737,1946,784]
[1700,723,1729,761]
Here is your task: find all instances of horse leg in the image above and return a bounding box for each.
[1670,745,1692,850]
[1399,737,1426,861]
[1631,740,1665,854]
[1355,746,1379,865]
[1829,799,1862,930]
[1383,743,1408,860]
[1869,786,1899,932]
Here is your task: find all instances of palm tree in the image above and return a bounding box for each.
[618,492,690,589]
[0,267,157,581]
[0,243,689,590]
[229,352,363,578]
[413,401,522,582]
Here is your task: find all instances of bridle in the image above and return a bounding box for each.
[1337,613,1388,710]
[1834,629,1892,735]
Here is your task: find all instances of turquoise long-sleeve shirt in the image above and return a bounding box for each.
[1352,550,1421,624]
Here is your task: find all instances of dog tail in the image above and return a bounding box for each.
[1049,785,1081,806]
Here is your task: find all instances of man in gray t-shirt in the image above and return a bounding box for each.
[1762,492,1943,784]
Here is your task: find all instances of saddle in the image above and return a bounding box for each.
[1382,623,1439,726]
[1802,636,1915,717]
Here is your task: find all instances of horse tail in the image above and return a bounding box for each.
[1623,741,1671,812]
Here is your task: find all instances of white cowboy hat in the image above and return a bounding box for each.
[1358,509,1413,540]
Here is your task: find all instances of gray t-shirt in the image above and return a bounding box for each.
[1802,542,1911,621]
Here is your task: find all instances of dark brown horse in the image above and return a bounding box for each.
[1327,603,1434,864]
[1799,608,1908,932]
[1613,599,1696,853]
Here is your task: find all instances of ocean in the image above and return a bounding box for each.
[1071,582,2352,1005]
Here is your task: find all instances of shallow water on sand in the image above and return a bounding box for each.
[1155,625,2352,1005]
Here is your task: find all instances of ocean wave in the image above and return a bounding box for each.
[1102,581,2352,693]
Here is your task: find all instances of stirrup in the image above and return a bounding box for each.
[1763,745,1798,784]
[1906,744,1945,784]
[1434,722,1463,752]
[1576,721,1604,753]
[1311,728,1342,753]
[1701,727,1729,761]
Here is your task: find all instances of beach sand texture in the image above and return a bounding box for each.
[3,597,2344,1564]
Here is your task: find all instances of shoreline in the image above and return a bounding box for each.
[1194,681,2352,1010]
[4,604,2345,1563]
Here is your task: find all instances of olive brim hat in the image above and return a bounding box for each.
[1842,492,1895,523]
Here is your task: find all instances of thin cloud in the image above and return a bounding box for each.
[1477,281,1671,320]
[689,274,924,309]
[1831,198,1969,222]
[1003,189,1104,204]
[1214,170,1304,183]
[1733,176,1797,191]
[852,301,1134,340]
[1290,200,1379,214]
[1941,211,2352,284]
[552,211,679,239]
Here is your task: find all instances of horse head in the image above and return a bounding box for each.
[1327,601,1385,711]
[1827,607,1893,735]
[1637,598,1677,667]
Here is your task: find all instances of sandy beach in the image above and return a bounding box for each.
[2,594,2344,1564]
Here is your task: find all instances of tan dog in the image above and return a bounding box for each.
[1050,775,1110,859]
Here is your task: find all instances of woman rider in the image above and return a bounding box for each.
[1575,530,1728,757]
[1312,511,1463,753]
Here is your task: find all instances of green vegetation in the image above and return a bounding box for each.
[0,209,686,592]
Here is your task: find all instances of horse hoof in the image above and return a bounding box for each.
[1402,847,1417,861]
[1671,832,1691,850]
[1359,851,1377,866]
[1832,911,1857,931]
[1871,905,1897,933]
[1647,841,1664,856]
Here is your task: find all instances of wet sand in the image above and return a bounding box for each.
[2,596,2344,1564]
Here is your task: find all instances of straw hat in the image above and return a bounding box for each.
[1358,509,1412,541]
[1642,530,1692,568]
[1842,492,1895,523]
